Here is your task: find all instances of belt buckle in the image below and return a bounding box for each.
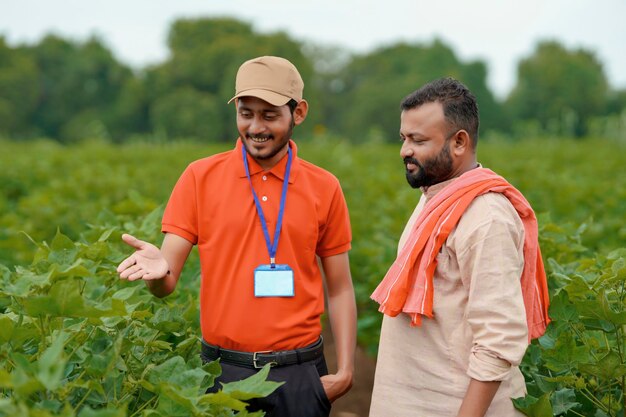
[253,350,277,369]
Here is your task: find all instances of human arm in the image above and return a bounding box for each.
[456,379,501,417]
[117,232,193,298]
[453,195,530,416]
[319,252,356,402]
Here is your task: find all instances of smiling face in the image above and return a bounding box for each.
[236,96,307,169]
[400,101,459,188]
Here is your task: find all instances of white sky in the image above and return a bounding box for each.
[2,0,625,99]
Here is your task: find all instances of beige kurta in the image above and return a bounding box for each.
[370,176,529,417]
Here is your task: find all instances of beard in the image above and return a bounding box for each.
[242,117,295,162]
[404,142,453,189]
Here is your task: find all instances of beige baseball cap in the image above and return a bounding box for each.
[228,56,304,106]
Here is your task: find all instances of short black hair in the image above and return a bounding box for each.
[401,77,479,147]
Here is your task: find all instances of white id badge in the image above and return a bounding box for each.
[254,264,294,297]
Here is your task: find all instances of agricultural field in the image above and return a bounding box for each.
[1,136,625,416]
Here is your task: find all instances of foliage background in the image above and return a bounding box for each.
[1,18,625,144]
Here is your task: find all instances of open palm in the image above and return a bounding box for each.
[117,234,169,281]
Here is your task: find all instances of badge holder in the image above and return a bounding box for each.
[243,145,295,298]
[254,263,294,297]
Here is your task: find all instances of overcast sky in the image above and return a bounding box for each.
[2,0,625,98]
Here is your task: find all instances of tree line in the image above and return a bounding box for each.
[1,17,624,143]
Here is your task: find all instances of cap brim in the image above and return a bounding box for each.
[228,89,292,106]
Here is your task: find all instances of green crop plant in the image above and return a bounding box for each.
[0,135,625,415]
[0,216,281,416]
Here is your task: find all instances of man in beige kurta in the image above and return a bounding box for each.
[369,179,528,417]
[370,77,535,417]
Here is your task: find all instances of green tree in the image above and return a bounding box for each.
[0,37,39,138]
[607,89,626,115]
[109,76,152,142]
[28,35,133,141]
[145,17,319,141]
[150,87,222,139]
[506,41,608,137]
[324,39,503,142]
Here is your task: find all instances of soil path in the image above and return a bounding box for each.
[322,322,376,417]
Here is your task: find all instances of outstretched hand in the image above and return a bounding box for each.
[117,234,169,281]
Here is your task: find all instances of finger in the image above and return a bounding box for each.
[119,264,143,279]
[121,233,146,250]
[117,256,136,273]
[127,269,147,281]
[142,270,166,280]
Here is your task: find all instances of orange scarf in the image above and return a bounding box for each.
[371,168,550,341]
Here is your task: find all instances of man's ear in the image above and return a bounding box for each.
[451,129,472,156]
[293,100,309,125]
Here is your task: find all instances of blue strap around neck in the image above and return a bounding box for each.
[242,144,292,268]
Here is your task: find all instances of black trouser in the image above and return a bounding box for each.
[202,352,331,417]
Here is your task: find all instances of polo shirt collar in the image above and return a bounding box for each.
[234,138,299,184]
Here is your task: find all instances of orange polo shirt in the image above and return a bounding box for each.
[162,139,352,352]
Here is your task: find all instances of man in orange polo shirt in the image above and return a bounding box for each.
[116,56,356,417]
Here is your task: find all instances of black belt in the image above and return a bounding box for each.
[201,336,324,369]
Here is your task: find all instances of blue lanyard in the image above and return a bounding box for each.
[242,144,292,268]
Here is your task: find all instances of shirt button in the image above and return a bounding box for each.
[262,196,268,202]
[262,175,267,181]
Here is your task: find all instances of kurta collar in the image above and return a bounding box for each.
[421,177,457,201]
[234,138,299,184]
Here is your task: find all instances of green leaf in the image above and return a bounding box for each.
[139,205,165,234]
[563,274,593,298]
[0,400,16,417]
[0,369,13,388]
[49,230,79,265]
[576,289,626,326]
[529,372,557,394]
[21,279,102,318]
[147,340,173,351]
[111,285,140,301]
[512,393,553,417]
[37,332,68,390]
[51,260,92,280]
[156,394,193,417]
[0,315,14,343]
[90,296,128,319]
[544,374,577,385]
[149,307,186,333]
[83,240,111,260]
[146,356,210,395]
[4,267,53,297]
[579,351,626,380]
[199,391,248,411]
[607,249,626,260]
[10,354,46,397]
[548,290,579,324]
[551,388,579,415]
[611,256,626,278]
[221,364,283,400]
[82,334,123,378]
[582,318,615,333]
[97,227,117,242]
[542,331,590,372]
[537,329,557,350]
[161,385,196,406]
[78,406,126,417]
